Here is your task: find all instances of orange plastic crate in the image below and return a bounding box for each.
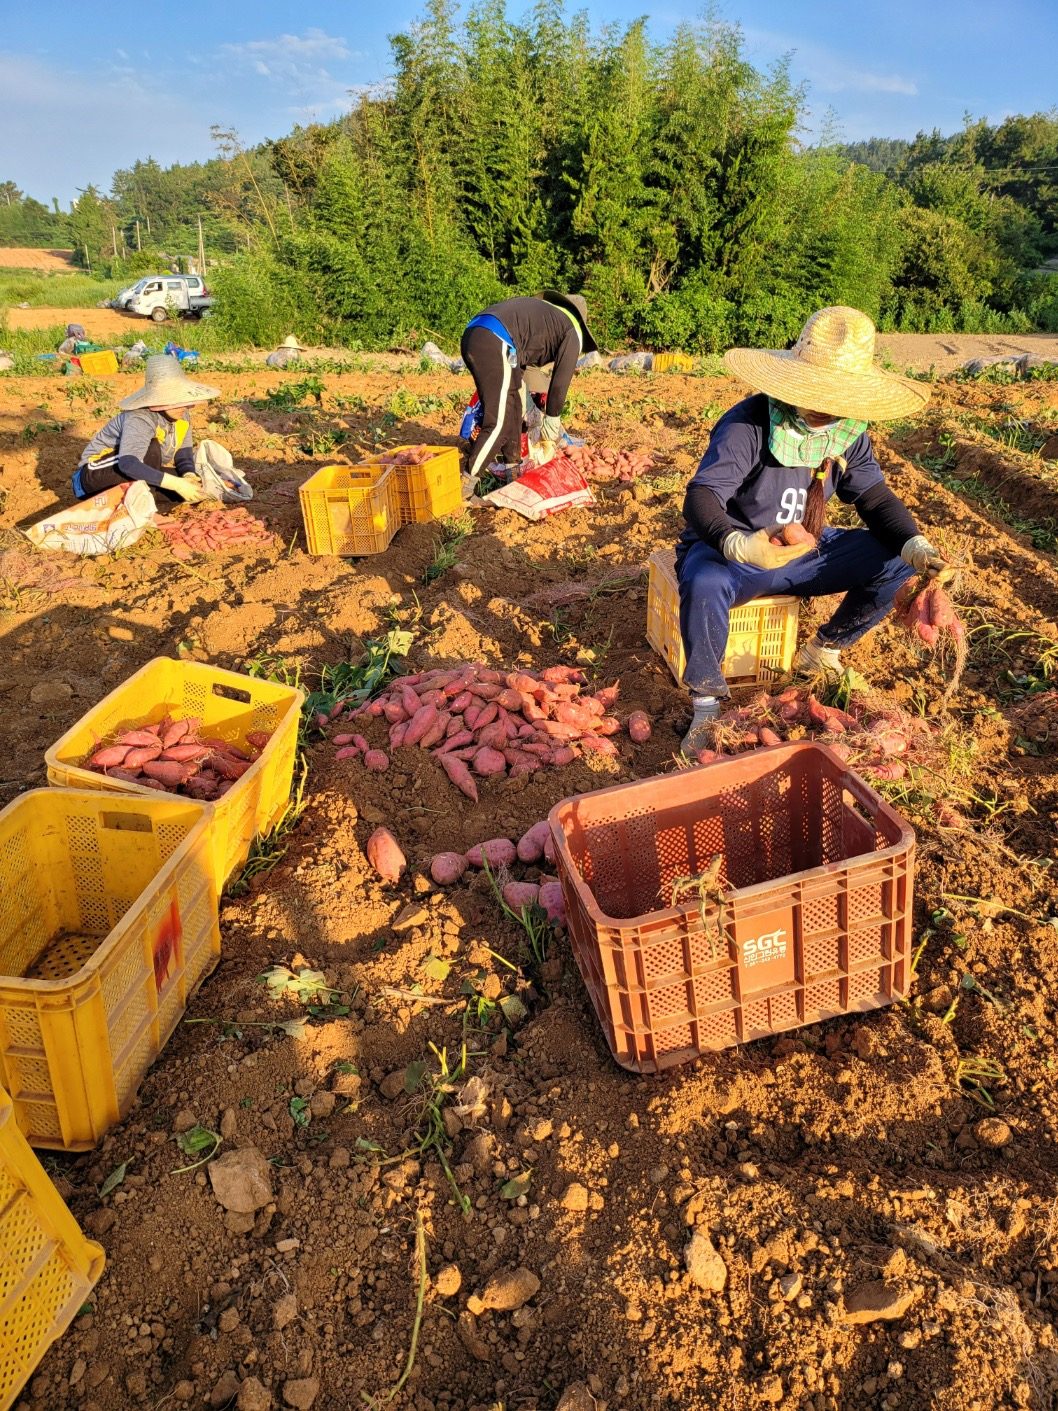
[549,743,915,1074]
[647,547,799,687]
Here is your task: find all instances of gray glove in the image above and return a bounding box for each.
[901,534,951,579]
[540,414,564,442]
[722,529,812,571]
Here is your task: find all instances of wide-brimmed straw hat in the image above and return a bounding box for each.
[118,354,219,411]
[280,334,304,350]
[541,290,598,355]
[724,306,928,421]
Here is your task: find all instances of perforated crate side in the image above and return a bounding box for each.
[0,790,221,1150]
[0,1088,103,1411]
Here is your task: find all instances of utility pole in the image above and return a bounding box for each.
[197,214,206,274]
[135,219,141,252]
[83,243,91,272]
[111,224,118,258]
[145,214,151,237]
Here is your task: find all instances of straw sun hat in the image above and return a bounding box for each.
[118,355,219,411]
[281,334,304,350]
[724,306,929,421]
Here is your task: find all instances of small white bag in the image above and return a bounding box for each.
[194,439,253,502]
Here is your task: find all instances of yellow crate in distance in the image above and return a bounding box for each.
[44,657,303,891]
[0,1085,104,1411]
[299,463,399,555]
[0,789,219,1151]
[75,350,119,377]
[646,547,800,687]
[651,352,694,374]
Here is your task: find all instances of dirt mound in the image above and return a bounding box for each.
[2,361,1058,1410]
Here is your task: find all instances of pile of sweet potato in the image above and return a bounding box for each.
[377,445,434,466]
[84,716,272,801]
[330,662,651,799]
[155,508,275,561]
[895,575,967,704]
[556,445,654,483]
[695,686,934,783]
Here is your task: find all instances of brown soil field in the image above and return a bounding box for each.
[2,359,1058,1411]
[0,247,75,272]
[4,305,143,337]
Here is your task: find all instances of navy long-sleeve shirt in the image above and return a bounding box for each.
[680,394,919,554]
[475,297,582,418]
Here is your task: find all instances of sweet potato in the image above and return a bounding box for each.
[418,712,451,750]
[551,746,577,766]
[246,730,271,750]
[333,733,358,747]
[502,882,540,911]
[389,721,408,750]
[538,881,566,927]
[466,838,517,869]
[472,746,507,776]
[404,703,438,746]
[781,521,817,548]
[401,685,423,717]
[439,753,479,801]
[364,750,390,771]
[141,759,197,788]
[161,719,190,748]
[580,736,618,756]
[117,727,163,748]
[124,743,163,770]
[516,820,550,864]
[758,726,783,747]
[212,754,253,780]
[88,744,131,769]
[366,826,406,884]
[335,746,360,761]
[430,852,467,885]
[161,742,209,762]
[627,711,651,743]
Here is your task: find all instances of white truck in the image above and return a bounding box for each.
[123,276,213,322]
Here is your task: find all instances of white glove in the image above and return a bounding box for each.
[901,534,951,579]
[540,414,564,442]
[161,473,208,504]
[722,529,812,571]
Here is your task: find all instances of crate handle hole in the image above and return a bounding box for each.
[212,684,252,705]
[841,788,877,830]
[101,811,152,833]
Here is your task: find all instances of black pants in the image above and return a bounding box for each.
[76,440,178,500]
[460,326,523,481]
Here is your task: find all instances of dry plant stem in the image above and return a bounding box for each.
[363,1207,427,1407]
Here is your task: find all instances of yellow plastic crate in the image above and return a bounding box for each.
[651,352,694,374]
[44,658,304,891]
[372,446,462,525]
[0,1084,104,1410]
[75,350,118,376]
[0,789,219,1151]
[646,548,799,687]
[299,463,399,555]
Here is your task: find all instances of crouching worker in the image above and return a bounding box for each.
[677,306,952,757]
[72,354,218,503]
[460,292,597,492]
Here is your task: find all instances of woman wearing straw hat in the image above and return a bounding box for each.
[460,292,598,492]
[266,334,305,369]
[676,306,952,756]
[71,354,218,503]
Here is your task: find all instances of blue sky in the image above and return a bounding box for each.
[2,0,1055,205]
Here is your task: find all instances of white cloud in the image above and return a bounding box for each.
[219,28,360,96]
[742,27,918,100]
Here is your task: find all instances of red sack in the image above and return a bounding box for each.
[483,456,595,522]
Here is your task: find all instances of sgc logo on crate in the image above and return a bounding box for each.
[735,907,795,990]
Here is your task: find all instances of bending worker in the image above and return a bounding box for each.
[677,306,952,757]
[460,292,597,489]
[72,354,217,503]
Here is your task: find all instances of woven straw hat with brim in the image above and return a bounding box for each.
[724,306,929,421]
[541,290,599,355]
[281,334,304,350]
[118,355,219,412]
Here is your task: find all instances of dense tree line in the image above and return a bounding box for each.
[3,2,1058,348]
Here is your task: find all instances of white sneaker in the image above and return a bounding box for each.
[681,696,721,757]
[793,635,843,678]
